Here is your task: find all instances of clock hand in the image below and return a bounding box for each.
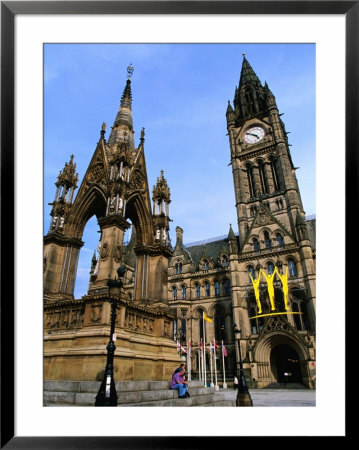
[247,132,259,139]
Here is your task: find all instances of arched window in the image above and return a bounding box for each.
[248,265,256,280]
[274,288,286,313]
[180,317,186,341]
[249,307,257,334]
[221,256,229,267]
[292,301,302,330]
[195,283,200,299]
[253,238,260,252]
[246,164,255,198]
[291,292,310,331]
[288,260,297,277]
[269,156,280,191]
[215,281,220,295]
[214,307,226,342]
[259,160,269,194]
[267,262,275,275]
[224,278,230,294]
[202,260,209,270]
[249,305,264,334]
[179,262,183,274]
[276,233,284,247]
[181,285,186,300]
[205,282,210,297]
[172,286,177,300]
[175,263,179,275]
[264,231,271,249]
[199,310,204,340]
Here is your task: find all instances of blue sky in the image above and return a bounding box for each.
[44,43,315,299]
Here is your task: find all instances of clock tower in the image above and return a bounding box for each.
[226,55,316,387]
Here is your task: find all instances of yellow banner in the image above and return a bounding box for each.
[203,313,212,323]
[248,266,295,319]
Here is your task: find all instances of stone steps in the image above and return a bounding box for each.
[44,380,235,407]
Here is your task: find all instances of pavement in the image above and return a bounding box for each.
[218,388,316,406]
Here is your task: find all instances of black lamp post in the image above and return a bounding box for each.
[234,325,253,407]
[95,267,125,407]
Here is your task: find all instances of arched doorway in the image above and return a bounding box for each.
[271,344,302,383]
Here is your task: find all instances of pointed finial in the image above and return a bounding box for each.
[101,122,106,138]
[242,52,246,57]
[127,63,134,79]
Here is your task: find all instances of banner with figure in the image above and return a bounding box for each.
[249,265,303,319]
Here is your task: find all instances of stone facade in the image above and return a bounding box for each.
[44,57,316,388]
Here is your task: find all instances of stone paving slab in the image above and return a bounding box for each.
[218,389,316,407]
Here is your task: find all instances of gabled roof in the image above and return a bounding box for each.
[184,237,230,269]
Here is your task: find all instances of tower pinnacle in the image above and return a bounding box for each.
[108,69,135,147]
[127,63,134,79]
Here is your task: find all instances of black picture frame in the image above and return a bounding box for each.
[1,1,353,448]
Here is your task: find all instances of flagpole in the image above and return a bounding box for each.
[203,313,206,387]
[198,343,201,381]
[214,342,218,391]
[188,341,191,382]
[210,342,214,387]
[201,339,204,382]
[199,341,203,381]
[222,340,227,389]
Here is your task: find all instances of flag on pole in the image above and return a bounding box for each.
[213,339,218,350]
[176,340,180,353]
[222,341,228,357]
[203,313,212,323]
[180,345,187,353]
[189,341,192,357]
[210,342,215,352]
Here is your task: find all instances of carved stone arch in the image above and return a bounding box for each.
[210,302,225,317]
[253,330,310,384]
[245,161,254,169]
[253,322,310,362]
[260,226,272,238]
[67,184,107,239]
[264,258,276,267]
[125,191,153,246]
[193,305,207,318]
[266,152,277,163]
[254,156,265,165]
[284,254,299,264]
[273,227,284,236]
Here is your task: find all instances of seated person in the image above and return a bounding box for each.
[170,368,189,398]
[172,363,186,377]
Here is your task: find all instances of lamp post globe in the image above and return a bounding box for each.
[95,267,126,407]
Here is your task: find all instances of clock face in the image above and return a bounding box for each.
[244,126,265,144]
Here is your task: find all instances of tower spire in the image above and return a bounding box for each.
[108,65,135,147]
[239,55,261,89]
[233,55,270,124]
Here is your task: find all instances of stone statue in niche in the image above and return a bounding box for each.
[100,242,109,259]
[91,305,102,323]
